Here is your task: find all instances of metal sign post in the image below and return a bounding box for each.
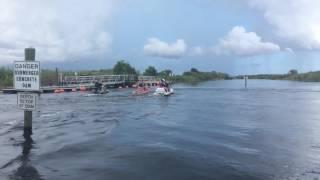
[13,48,39,131]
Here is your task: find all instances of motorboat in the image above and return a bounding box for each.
[92,89,109,94]
[91,86,109,94]
[154,87,174,96]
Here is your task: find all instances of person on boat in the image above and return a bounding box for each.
[161,79,169,92]
[101,85,108,94]
[94,80,103,93]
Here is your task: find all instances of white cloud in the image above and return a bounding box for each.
[143,38,187,59]
[0,0,114,64]
[285,48,294,53]
[213,26,280,56]
[191,46,204,56]
[247,0,320,50]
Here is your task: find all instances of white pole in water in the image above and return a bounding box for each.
[244,75,248,88]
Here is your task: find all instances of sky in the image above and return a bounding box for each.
[0,0,320,75]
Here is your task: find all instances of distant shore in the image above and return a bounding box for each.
[234,70,320,82]
[2,61,320,90]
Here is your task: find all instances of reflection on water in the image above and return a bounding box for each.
[1,80,320,179]
[12,130,41,180]
[1,129,41,180]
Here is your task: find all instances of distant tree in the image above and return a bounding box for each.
[41,69,58,86]
[190,68,199,73]
[158,69,173,77]
[113,60,137,75]
[0,67,13,88]
[183,71,192,76]
[97,69,113,75]
[288,69,298,75]
[143,66,158,76]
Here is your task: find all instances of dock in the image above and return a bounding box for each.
[2,75,160,94]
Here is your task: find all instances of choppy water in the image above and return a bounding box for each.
[1,80,320,180]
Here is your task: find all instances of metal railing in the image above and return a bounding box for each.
[63,74,138,85]
[138,76,159,81]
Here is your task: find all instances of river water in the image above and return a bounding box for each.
[1,80,320,180]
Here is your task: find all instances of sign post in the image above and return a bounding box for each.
[14,48,39,132]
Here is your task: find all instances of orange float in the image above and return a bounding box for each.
[80,86,86,91]
[54,89,60,93]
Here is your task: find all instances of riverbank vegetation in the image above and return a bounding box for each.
[0,67,13,89]
[4,61,320,89]
[0,61,230,88]
[166,68,230,84]
[235,69,320,82]
[113,60,138,75]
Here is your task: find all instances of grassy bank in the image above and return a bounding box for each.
[235,70,320,82]
[167,71,230,84]
[286,71,320,82]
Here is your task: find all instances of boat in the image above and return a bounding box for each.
[92,88,109,94]
[133,87,150,95]
[154,79,174,96]
[154,87,174,96]
[79,86,87,91]
[54,88,61,93]
[54,88,65,93]
[90,81,109,94]
[91,85,109,94]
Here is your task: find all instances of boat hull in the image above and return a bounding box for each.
[133,87,150,95]
[154,87,174,96]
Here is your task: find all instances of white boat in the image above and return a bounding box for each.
[154,87,174,96]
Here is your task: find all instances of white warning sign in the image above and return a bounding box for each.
[14,61,40,91]
[17,93,37,111]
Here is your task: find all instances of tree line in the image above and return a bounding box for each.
[0,60,230,88]
[112,61,230,83]
[4,61,320,89]
[0,67,13,88]
[234,69,320,82]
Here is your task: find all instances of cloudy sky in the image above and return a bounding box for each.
[0,0,320,75]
